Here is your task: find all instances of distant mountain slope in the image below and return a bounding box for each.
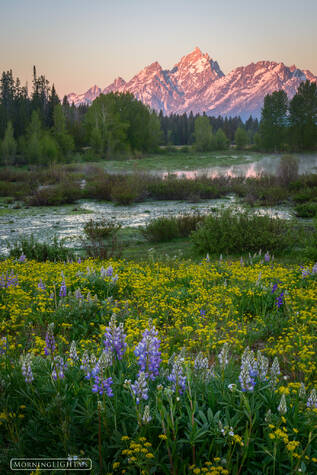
[67,48,316,119]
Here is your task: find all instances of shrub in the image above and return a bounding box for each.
[27,182,81,206]
[295,202,317,218]
[277,155,299,186]
[141,216,179,242]
[83,218,121,241]
[111,181,139,205]
[142,213,205,242]
[191,209,298,255]
[0,180,32,199]
[8,235,74,261]
[82,218,122,258]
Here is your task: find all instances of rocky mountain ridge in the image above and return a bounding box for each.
[67,47,316,119]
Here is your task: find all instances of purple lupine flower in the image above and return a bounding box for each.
[18,254,26,262]
[167,354,186,394]
[69,341,78,363]
[276,291,284,309]
[264,252,270,263]
[89,350,112,394]
[272,283,278,294]
[218,343,229,369]
[131,372,149,404]
[312,263,317,274]
[270,357,280,386]
[0,271,18,288]
[74,288,83,299]
[106,265,113,277]
[134,325,161,380]
[257,350,269,381]
[239,362,255,392]
[103,315,127,360]
[302,268,310,278]
[80,350,91,379]
[59,280,67,297]
[52,356,67,380]
[77,258,81,264]
[239,348,256,392]
[194,352,209,371]
[200,309,206,318]
[44,323,56,356]
[38,279,45,291]
[111,274,118,284]
[92,376,113,396]
[21,354,33,383]
[0,337,7,355]
[307,389,317,408]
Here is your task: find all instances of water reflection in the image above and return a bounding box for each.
[160,154,317,179]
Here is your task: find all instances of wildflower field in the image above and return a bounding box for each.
[0,256,316,474]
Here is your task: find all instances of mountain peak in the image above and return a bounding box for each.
[67,49,316,118]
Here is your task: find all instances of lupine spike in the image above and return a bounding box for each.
[278,394,287,415]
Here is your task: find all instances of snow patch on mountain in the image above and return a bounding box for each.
[67,49,316,119]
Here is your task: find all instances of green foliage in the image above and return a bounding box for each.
[27,182,81,206]
[193,116,213,151]
[191,209,298,255]
[260,90,288,151]
[85,92,161,158]
[142,216,179,242]
[235,126,249,149]
[52,104,74,156]
[289,81,317,150]
[82,218,122,259]
[40,132,59,164]
[8,235,74,261]
[83,218,121,241]
[0,121,16,165]
[142,213,205,242]
[110,182,139,205]
[215,128,229,150]
[294,202,317,218]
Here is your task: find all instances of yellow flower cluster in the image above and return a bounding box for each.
[189,460,229,474]
[1,258,316,385]
[120,436,154,469]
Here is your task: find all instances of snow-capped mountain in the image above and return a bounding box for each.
[67,48,316,119]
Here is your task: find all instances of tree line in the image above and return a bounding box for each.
[0,67,316,166]
[259,81,317,151]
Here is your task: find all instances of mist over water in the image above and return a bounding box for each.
[160,154,317,179]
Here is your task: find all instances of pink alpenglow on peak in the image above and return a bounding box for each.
[67,48,317,119]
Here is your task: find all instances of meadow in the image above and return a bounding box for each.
[0,255,316,474]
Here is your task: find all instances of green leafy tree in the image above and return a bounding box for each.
[259,90,288,151]
[85,94,129,157]
[40,132,59,164]
[193,116,213,151]
[25,110,43,164]
[235,127,249,149]
[289,81,317,150]
[1,121,17,165]
[215,128,229,150]
[52,104,74,157]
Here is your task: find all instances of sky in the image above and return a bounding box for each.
[0,0,316,97]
